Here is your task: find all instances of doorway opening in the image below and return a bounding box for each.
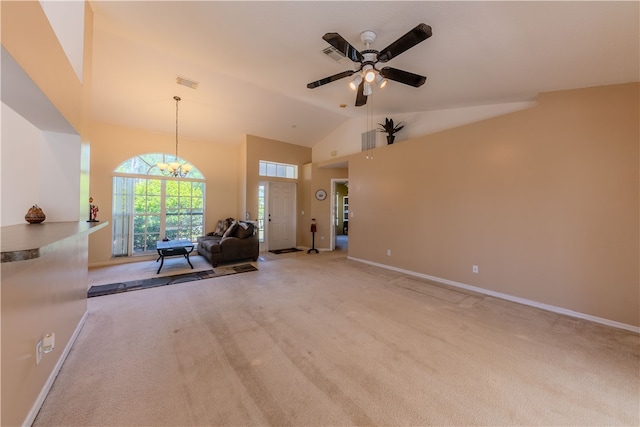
[331,178,349,252]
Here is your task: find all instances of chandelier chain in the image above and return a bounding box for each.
[157,95,191,177]
[174,95,180,161]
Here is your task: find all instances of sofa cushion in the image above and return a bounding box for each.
[208,220,224,236]
[207,217,235,236]
[222,221,239,239]
[235,222,255,239]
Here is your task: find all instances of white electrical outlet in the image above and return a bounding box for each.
[36,341,43,365]
[43,333,55,353]
[472,265,479,274]
[387,249,391,256]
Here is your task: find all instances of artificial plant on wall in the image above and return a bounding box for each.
[378,118,404,144]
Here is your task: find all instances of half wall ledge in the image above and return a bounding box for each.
[1,221,109,263]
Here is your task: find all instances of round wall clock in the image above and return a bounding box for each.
[315,189,327,201]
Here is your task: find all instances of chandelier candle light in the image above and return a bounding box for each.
[157,96,193,177]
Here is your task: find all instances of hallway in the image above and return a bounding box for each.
[335,234,348,252]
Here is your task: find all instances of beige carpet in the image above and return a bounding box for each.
[35,251,639,426]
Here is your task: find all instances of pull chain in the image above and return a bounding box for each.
[174,95,181,162]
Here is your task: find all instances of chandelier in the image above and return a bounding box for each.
[157,96,192,177]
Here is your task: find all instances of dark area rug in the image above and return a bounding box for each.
[269,248,303,254]
[88,264,258,298]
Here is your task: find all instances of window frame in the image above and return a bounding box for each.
[259,160,298,179]
[112,153,205,257]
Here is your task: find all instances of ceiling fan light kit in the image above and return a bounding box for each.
[363,65,376,83]
[376,74,388,88]
[363,82,373,96]
[349,74,363,90]
[307,23,432,106]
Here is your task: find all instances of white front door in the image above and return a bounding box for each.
[268,181,296,251]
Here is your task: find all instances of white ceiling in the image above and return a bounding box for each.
[88,1,639,148]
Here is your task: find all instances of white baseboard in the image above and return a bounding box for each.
[23,310,89,427]
[348,256,640,334]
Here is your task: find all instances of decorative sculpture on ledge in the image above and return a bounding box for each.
[88,197,99,222]
[25,205,46,224]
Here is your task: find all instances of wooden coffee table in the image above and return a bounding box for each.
[156,240,194,274]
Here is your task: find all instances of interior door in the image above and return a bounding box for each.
[268,181,296,250]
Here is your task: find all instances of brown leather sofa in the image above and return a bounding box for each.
[197,220,259,267]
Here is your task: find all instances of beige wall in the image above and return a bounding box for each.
[88,121,240,265]
[1,103,44,224]
[299,163,313,246]
[1,232,91,426]
[79,2,94,221]
[1,2,95,425]
[238,138,248,219]
[1,105,83,225]
[243,135,312,244]
[242,135,349,249]
[1,1,85,132]
[306,165,348,249]
[1,0,94,225]
[347,83,639,327]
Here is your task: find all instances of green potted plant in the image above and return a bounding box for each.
[378,118,404,144]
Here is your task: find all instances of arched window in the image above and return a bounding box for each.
[112,153,205,257]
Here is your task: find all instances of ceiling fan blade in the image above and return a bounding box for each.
[377,23,432,63]
[307,70,355,89]
[380,67,426,87]
[355,80,367,107]
[323,32,364,63]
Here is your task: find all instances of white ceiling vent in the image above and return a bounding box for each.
[323,46,349,64]
[361,129,376,151]
[176,76,199,89]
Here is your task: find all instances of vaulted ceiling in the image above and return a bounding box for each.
[89,1,639,148]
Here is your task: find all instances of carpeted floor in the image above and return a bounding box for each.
[34,251,639,426]
[88,264,258,297]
